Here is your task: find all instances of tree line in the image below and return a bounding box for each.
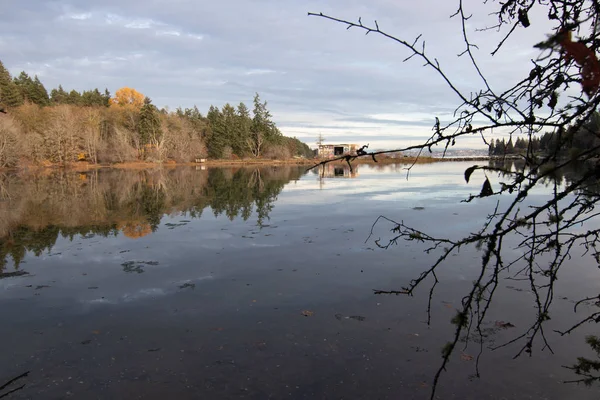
[0,60,313,167]
[488,112,600,158]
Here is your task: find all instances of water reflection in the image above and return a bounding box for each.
[316,163,359,178]
[489,157,600,195]
[0,161,598,399]
[0,166,305,271]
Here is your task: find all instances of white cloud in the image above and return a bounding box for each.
[124,20,155,29]
[66,12,92,20]
[245,68,277,75]
[157,30,181,37]
[186,33,204,40]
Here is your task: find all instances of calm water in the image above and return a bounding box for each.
[0,162,599,399]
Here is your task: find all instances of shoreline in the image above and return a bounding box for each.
[1,155,520,172]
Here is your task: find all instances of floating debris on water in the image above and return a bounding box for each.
[121,260,160,274]
[0,270,29,279]
[179,282,196,290]
[335,314,366,322]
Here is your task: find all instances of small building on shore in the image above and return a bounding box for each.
[317,144,358,158]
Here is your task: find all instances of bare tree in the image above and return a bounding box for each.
[82,108,101,164]
[309,1,600,398]
[46,105,79,164]
[247,131,264,158]
[163,115,192,162]
[0,115,22,167]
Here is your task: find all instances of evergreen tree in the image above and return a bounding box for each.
[207,105,226,158]
[14,71,36,104]
[284,136,314,158]
[50,85,69,104]
[102,89,111,107]
[138,97,162,145]
[488,139,495,156]
[248,93,280,157]
[81,89,94,106]
[0,61,23,107]
[514,137,524,150]
[531,136,540,152]
[80,88,107,107]
[221,103,241,155]
[31,76,49,106]
[67,89,82,105]
[493,139,505,155]
[506,137,514,153]
[235,102,251,157]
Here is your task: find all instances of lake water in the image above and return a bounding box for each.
[0,162,599,399]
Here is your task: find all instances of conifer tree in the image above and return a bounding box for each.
[31,76,50,106]
[236,102,251,157]
[488,139,495,156]
[50,85,69,104]
[138,97,162,146]
[102,89,111,107]
[0,61,23,107]
[207,105,227,158]
[506,137,514,153]
[67,89,82,105]
[14,71,35,103]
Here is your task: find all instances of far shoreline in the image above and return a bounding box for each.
[0,155,521,172]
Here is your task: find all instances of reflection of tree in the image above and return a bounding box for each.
[0,166,305,270]
[490,159,600,198]
[140,183,166,231]
[119,222,152,239]
[206,167,291,225]
[0,224,120,271]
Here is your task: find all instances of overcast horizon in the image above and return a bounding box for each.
[1,0,556,150]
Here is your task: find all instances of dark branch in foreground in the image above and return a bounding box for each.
[309,2,600,398]
[0,371,29,399]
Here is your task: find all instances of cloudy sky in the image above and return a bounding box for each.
[1,0,554,149]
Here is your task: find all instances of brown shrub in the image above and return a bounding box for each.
[263,144,291,160]
[0,116,23,167]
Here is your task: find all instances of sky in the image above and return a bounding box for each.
[1,0,556,150]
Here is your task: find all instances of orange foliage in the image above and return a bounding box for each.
[119,221,152,239]
[558,30,600,96]
[110,87,145,108]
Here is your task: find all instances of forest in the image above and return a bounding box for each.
[0,60,314,168]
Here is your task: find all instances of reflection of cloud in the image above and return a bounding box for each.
[201,232,234,240]
[122,288,166,302]
[83,276,214,306]
[88,298,116,305]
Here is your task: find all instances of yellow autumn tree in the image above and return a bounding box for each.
[109,87,145,108]
[118,221,152,239]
